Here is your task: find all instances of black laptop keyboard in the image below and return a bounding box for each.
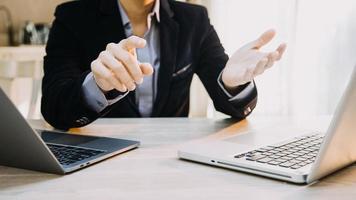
[234,134,324,169]
[47,143,106,165]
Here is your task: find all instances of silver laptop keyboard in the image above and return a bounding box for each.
[234,134,324,169]
[47,143,105,165]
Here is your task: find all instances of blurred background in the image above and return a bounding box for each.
[0,0,355,120]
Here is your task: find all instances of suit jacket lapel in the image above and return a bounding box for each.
[152,0,179,116]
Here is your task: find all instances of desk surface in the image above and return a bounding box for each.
[1,116,356,200]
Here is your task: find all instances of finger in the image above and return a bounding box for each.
[96,77,113,91]
[115,79,127,92]
[118,36,146,52]
[275,43,287,60]
[139,62,154,76]
[253,57,269,76]
[109,45,143,84]
[241,29,276,50]
[117,48,143,84]
[92,61,126,92]
[91,60,127,92]
[99,51,137,90]
[265,51,279,69]
[97,77,127,93]
[113,61,137,91]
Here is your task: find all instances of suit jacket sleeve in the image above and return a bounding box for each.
[41,4,110,130]
[195,8,258,120]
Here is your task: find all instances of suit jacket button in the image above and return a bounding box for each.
[82,117,89,123]
[244,107,252,115]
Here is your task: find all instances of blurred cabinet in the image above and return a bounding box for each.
[0,45,45,118]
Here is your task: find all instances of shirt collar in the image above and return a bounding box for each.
[118,0,160,28]
[152,0,160,22]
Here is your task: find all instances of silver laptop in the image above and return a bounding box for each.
[0,87,139,174]
[178,67,356,184]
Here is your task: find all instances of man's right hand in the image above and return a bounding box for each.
[91,36,154,92]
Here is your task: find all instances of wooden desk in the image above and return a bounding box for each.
[1,117,356,199]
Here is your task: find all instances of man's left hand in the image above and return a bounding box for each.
[222,29,287,89]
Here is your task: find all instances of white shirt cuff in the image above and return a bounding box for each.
[82,72,129,113]
[217,71,255,102]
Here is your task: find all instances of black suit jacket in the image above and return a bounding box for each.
[41,0,258,130]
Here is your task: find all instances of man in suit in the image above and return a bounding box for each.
[41,0,286,130]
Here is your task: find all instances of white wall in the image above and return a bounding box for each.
[198,0,356,117]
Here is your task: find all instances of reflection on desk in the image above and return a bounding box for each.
[1,116,356,200]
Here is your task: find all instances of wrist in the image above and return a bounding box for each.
[222,79,252,97]
[221,69,241,89]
